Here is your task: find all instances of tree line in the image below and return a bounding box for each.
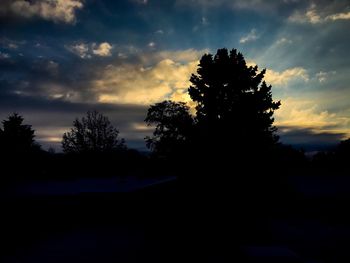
[1,48,349,180]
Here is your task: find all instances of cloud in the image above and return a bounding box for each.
[265,67,309,86]
[66,43,90,58]
[316,71,336,83]
[0,51,10,59]
[67,42,113,58]
[155,30,164,34]
[0,38,26,50]
[278,126,345,151]
[92,42,113,57]
[201,16,209,26]
[148,42,156,48]
[275,96,350,150]
[326,11,350,21]
[276,37,293,45]
[289,3,350,24]
[61,48,205,105]
[0,0,83,24]
[131,0,148,4]
[8,43,18,49]
[275,97,350,138]
[239,29,258,44]
[288,3,320,24]
[10,47,204,106]
[176,0,298,12]
[94,53,199,105]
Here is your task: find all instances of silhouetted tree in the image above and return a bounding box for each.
[0,113,40,154]
[188,48,280,154]
[145,100,194,158]
[62,110,126,154]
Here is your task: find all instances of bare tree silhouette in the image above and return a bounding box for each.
[62,110,126,154]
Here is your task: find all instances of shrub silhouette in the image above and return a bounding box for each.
[62,110,126,154]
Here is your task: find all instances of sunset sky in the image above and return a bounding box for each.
[1,0,350,151]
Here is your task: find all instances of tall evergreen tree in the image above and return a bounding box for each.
[188,48,280,153]
[0,113,39,154]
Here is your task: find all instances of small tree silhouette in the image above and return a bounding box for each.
[62,110,126,154]
[0,113,39,154]
[145,100,194,158]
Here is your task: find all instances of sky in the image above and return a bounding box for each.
[1,0,350,152]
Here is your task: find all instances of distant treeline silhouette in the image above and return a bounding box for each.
[1,48,349,182]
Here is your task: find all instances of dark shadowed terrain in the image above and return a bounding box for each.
[2,171,350,263]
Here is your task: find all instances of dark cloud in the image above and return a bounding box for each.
[0,0,84,24]
[0,48,106,103]
[278,126,346,151]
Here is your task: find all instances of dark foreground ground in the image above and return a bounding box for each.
[2,174,350,262]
